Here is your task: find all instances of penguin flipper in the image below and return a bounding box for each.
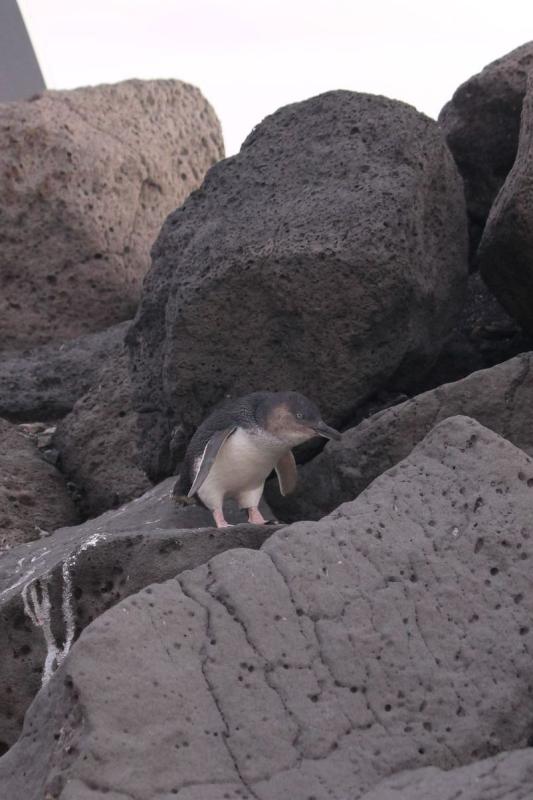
[275,451,297,496]
[187,426,236,498]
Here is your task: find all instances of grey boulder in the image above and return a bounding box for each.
[0,477,278,751]
[1,416,532,798]
[439,41,533,256]
[361,748,533,800]
[267,351,533,521]
[52,348,150,517]
[0,79,223,350]
[128,89,468,480]
[478,76,533,334]
[0,418,78,552]
[0,321,129,422]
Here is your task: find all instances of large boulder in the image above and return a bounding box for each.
[53,348,150,517]
[267,352,533,521]
[128,90,468,480]
[0,321,129,422]
[0,478,277,751]
[0,418,78,552]
[439,41,533,257]
[0,79,224,350]
[477,77,533,334]
[1,416,532,798]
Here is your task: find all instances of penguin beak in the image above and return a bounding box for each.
[313,421,341,441]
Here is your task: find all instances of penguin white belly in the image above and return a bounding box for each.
[196,428,286,510]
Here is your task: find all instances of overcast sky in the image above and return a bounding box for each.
[18,0,533,155]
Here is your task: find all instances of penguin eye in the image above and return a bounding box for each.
[296,412,303,420]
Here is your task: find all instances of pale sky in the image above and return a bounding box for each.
[18,0,533,155]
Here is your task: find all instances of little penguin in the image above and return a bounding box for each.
[172,391,341,528]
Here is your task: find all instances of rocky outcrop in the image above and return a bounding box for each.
[128,90,468,480]
[477,77,533,334]
[1,417,532,798]
[0,321,128,422]
[53,349,150,517]
[267,352,533,521]
[0,418,78,552]
[3,51,533,800]
[439,41,533,256]
[0,79,224,350]
[0,477,277,750]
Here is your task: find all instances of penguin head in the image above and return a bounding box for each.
[258,391,341,446]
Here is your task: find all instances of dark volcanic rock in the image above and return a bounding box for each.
[361,748,533,800]
[0,418,78,552]
[478,77,533,334]
[414,271,533,392]
[53,349,150,517]
[0,321,128,422]
[1,416,532,798]
[267,352,533,521]
[0,79,223,350]
[128,90,468,480]
[439,41,533,257]
[0,478,278,750]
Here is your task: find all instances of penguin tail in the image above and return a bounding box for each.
[173,494,197,507]
[172,474,197,506]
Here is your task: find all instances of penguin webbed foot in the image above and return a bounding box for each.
[213,509,232,528]
[247,507,269,525]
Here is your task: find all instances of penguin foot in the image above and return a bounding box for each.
[247,507,268,525]
[213,509,232,528]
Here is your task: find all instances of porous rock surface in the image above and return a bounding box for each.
[128,89,468,480]
[0,418,78,552]
[2,416,533,798]
[0,321,129,422]
[267,352,533,521]
[439,41,533,256]
[0,79,224,350]
[478,77,533,334]
[413,271,533,393]
[0,478,277,751]
[361,747,533,800]
[53,348,150,517]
